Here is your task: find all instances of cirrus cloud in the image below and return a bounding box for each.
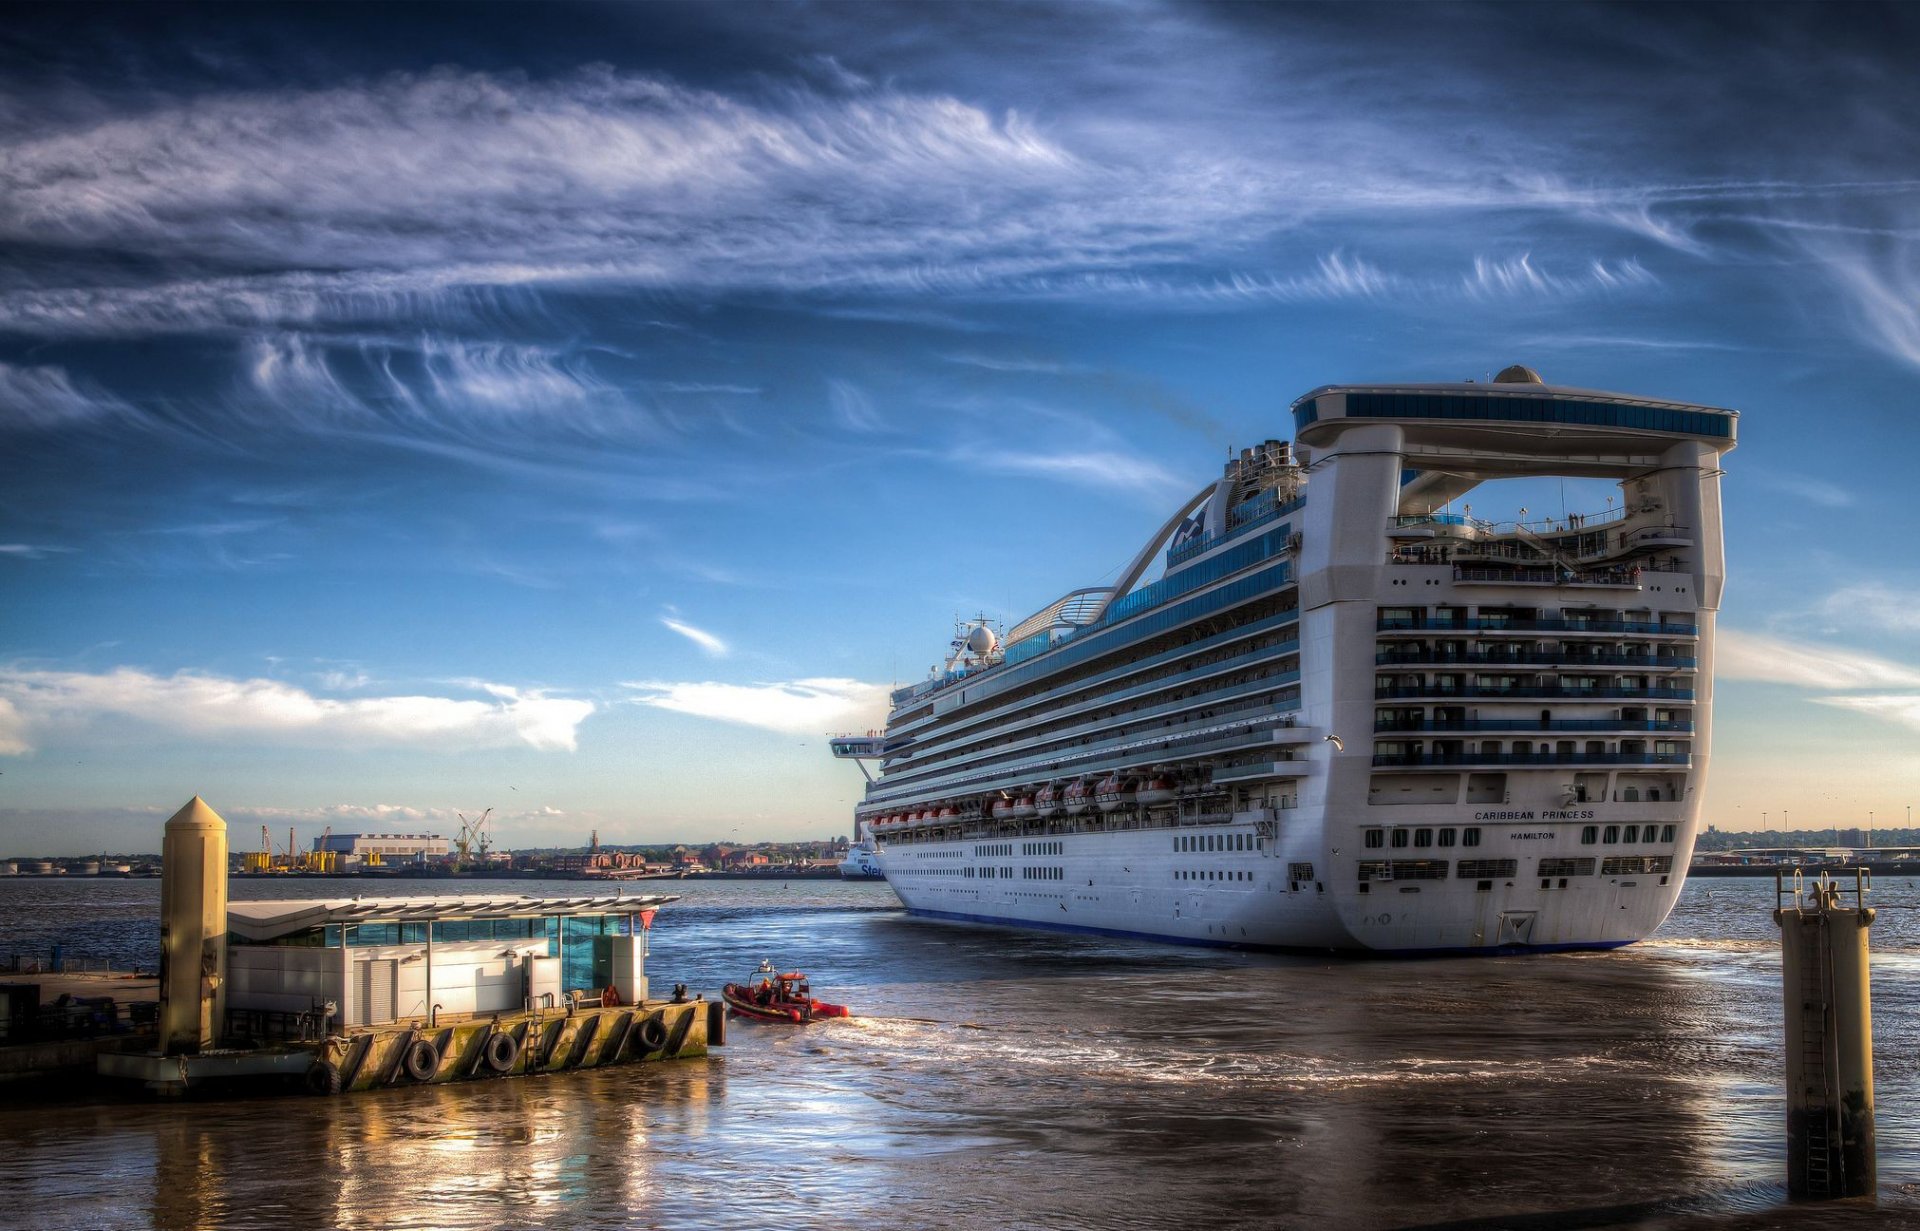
[624,676,888,735]
[0,667,594,755]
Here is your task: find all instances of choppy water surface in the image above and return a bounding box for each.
[2,875,1917,1230]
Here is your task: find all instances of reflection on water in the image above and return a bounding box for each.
[2,876,1918,1229]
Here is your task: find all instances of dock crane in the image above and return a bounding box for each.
[454,808,493,873]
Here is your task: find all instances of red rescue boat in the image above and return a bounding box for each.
[722,960,852,1024]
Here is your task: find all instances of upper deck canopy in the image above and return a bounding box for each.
[228,893,678,941]
[1291,379,1738,452]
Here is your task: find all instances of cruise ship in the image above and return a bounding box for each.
[830,367,1735,952]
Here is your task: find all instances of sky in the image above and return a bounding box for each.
[3,1,1919,854]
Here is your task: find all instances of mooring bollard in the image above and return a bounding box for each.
[1774,869,1875,1201]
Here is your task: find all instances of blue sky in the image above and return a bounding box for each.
[3,1,1919,853]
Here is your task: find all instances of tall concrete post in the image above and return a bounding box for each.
[159,796,229,1055]
[1775,871,1875,1201]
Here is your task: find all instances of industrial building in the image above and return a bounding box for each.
[312,833,450,862]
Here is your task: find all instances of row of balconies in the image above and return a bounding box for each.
[1375,649,1696,668]
[1374,683,1694,701]
[1376,617,1696,635]
[1371,752,1691,768]
[1373,718,1693,733]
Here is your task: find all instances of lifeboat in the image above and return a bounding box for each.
[1063,780,1091,815]
[723,961,852,1024]
[991,797,1016,820]
[1011,793,1038,819]
[1034,784,1063,816]
[1094,775,1137,812]
[1136,777,1177,805]
[936,804,958,820]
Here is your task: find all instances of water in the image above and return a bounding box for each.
[1,875,1915,1229]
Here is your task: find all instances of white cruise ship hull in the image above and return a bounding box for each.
[878,813,1683,952]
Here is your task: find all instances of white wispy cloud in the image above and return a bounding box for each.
[1798,229,1920,370]
[624,677,888,735]
[0,361,137,430]
[826,378,884,432]
[1809,694,1920,735]
[950,447,1187,499]
[1717,629,1920,690]
[243,332,637,440]
[1719,627,1920,740]
[1816,583,1920,636]
[0,544,76,560]
[659,615,729,658]
[1746,468,1855,509]
[0,667,594,755]
[1462,254,1657,300]
[0,56,1695,339]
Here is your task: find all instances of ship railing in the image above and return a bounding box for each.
[1373,720,1693,734]
[893,617,1303,758]
[877,672,1301,786]
[862,717,1302,807]
[1373,685,1695,701]
[1370,752,1691,768]
[1376,617,1697,635]
[1374,651,1697,669]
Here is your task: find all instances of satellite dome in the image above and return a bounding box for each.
[1493,364,1544,385]
[965,626,998,655]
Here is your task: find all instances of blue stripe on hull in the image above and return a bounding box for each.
[901,907,1636,958]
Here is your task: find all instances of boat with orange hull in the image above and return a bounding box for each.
[722,961,851,1023]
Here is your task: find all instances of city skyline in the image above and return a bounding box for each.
[4,2,1920,852]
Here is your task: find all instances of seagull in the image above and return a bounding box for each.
[1323,734,1345,752]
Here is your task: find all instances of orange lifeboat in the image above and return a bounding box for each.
[1094,775,1137,811]
[1011,793,1038,819]
[991,797,1016,820]
[937,804,957,820]
[1063,780,1091,815]
[1034,784,1062,816]
[1136,776,1177,805]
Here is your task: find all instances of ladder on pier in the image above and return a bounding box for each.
[1795,907,1842,1198]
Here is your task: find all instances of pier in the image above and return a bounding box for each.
[2,797,724,1096]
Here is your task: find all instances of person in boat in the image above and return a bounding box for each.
[755,977,775,1006]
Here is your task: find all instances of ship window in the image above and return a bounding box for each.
[1623,825,1640,843]
[1391,829,1410,848]
[1604,825,1620,844]
[1365,830,1384,849]
[1462,827,1481,848]
[1661,825,1675,842]
[1413,828,1433,848]
[1438,828,1456,847]
[1581,826,1598,845]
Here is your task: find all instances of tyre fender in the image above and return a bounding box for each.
[483,1029,520,1075]
[404,1038,441,1082]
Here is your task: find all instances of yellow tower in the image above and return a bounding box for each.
[159,796,229,1055]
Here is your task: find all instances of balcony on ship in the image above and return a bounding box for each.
[1375,612,1698,636]
[1372,717,1694,734]
[1369,750,1693,769]
[1372,681,1695,701]
[1374,648,1697,669]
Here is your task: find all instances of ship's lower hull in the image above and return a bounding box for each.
[878,813,1689,954]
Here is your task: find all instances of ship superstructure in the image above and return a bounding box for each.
[832,366,1735,952]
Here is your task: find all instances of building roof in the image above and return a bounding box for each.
[227,893,678,941]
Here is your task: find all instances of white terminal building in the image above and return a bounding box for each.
[314,833,451,861]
